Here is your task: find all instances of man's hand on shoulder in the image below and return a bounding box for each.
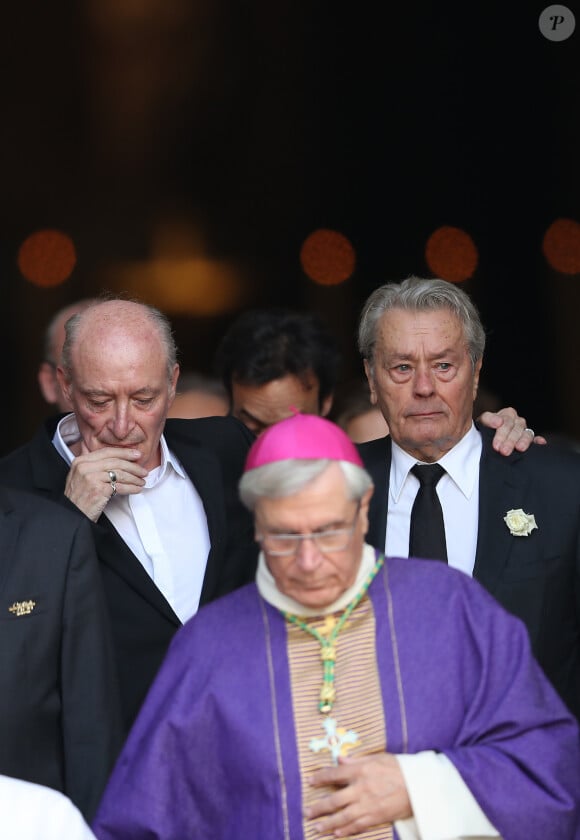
[306,752,412,836]
[64,446,148,522]
[478,407,547,456]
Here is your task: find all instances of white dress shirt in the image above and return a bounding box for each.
[53,414,210,623]
[0,775,96,839]
[386,424,482,576]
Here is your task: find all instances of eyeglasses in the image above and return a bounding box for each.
[257,502,361,557]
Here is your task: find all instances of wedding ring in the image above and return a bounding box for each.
[108,470,117,497]
[524,428,535,437]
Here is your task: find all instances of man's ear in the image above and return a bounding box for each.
[363,360,378,405]
[472,358,483,401]
[55,366,73,406]
[320,393,333,417]
[38,363,60,405]
[169,363,180,404]
[359,485,374,537]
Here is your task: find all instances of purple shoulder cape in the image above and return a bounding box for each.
[93,555,580,839]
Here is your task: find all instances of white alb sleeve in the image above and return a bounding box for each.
[394,751,501,840]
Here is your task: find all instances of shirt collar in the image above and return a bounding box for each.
[53,413,80,465]
[256,543,378,617]
[52,413,186,484]
[390,423,482,501]
[146,435,187,487]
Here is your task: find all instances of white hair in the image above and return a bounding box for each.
[239,458,373,511]
[358,276,486,374]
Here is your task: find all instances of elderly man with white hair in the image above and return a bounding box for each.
[93,413,580,840]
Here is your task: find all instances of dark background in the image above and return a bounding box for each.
[2,1,579,450]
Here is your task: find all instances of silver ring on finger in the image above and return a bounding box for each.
[108,470,117,497]
[524,427,535,437]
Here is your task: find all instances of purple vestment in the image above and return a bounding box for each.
[93,555,580,839]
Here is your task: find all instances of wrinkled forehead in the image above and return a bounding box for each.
[376,307,467,349]
[70,332,170,388]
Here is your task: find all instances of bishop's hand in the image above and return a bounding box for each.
[306,752,412,837]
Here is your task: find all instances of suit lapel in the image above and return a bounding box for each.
[95,516,181,623]
[359,437,391,552]
[474,433,530,595]
[96,426,228,624]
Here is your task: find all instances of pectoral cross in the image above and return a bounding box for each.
[309,716,360,765]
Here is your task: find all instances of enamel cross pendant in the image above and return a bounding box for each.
[309,716,360,765]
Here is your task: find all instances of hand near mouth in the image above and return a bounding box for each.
[64,446,149,521]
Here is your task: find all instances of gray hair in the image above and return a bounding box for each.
[61,298,178,383]
[358,276,486,373]
[239,459,373,512]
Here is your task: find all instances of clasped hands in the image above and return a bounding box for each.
[305,752,412,837]
[64,444,148,522]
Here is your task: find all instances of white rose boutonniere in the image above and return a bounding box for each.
[504,508,538,537]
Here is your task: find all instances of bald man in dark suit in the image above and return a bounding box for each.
[0,299,257,732]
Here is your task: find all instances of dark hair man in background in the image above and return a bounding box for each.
[215,308,341,435]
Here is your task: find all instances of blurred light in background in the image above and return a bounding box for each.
[542,218,580,275]
[111,256,245,316]
[18,229,77,287]
[300,228,356,285]
[105,217,248,315]
[425,225,478,283]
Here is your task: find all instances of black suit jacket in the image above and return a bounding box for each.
[359,427,580,718]
[0,486,123,820]
[0,416,258,731]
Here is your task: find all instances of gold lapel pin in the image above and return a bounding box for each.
[8,600,36,617]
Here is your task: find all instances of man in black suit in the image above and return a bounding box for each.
[357,276,580,718]
[0,487,122,820]
[0,299,257,732]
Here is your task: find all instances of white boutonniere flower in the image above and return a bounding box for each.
[504,508,538,537]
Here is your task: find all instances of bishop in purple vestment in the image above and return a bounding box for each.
[93,414,580,840]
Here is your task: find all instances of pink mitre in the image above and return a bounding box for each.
[244,412,363,471]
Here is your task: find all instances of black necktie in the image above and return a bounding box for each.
[409,464,448,563]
